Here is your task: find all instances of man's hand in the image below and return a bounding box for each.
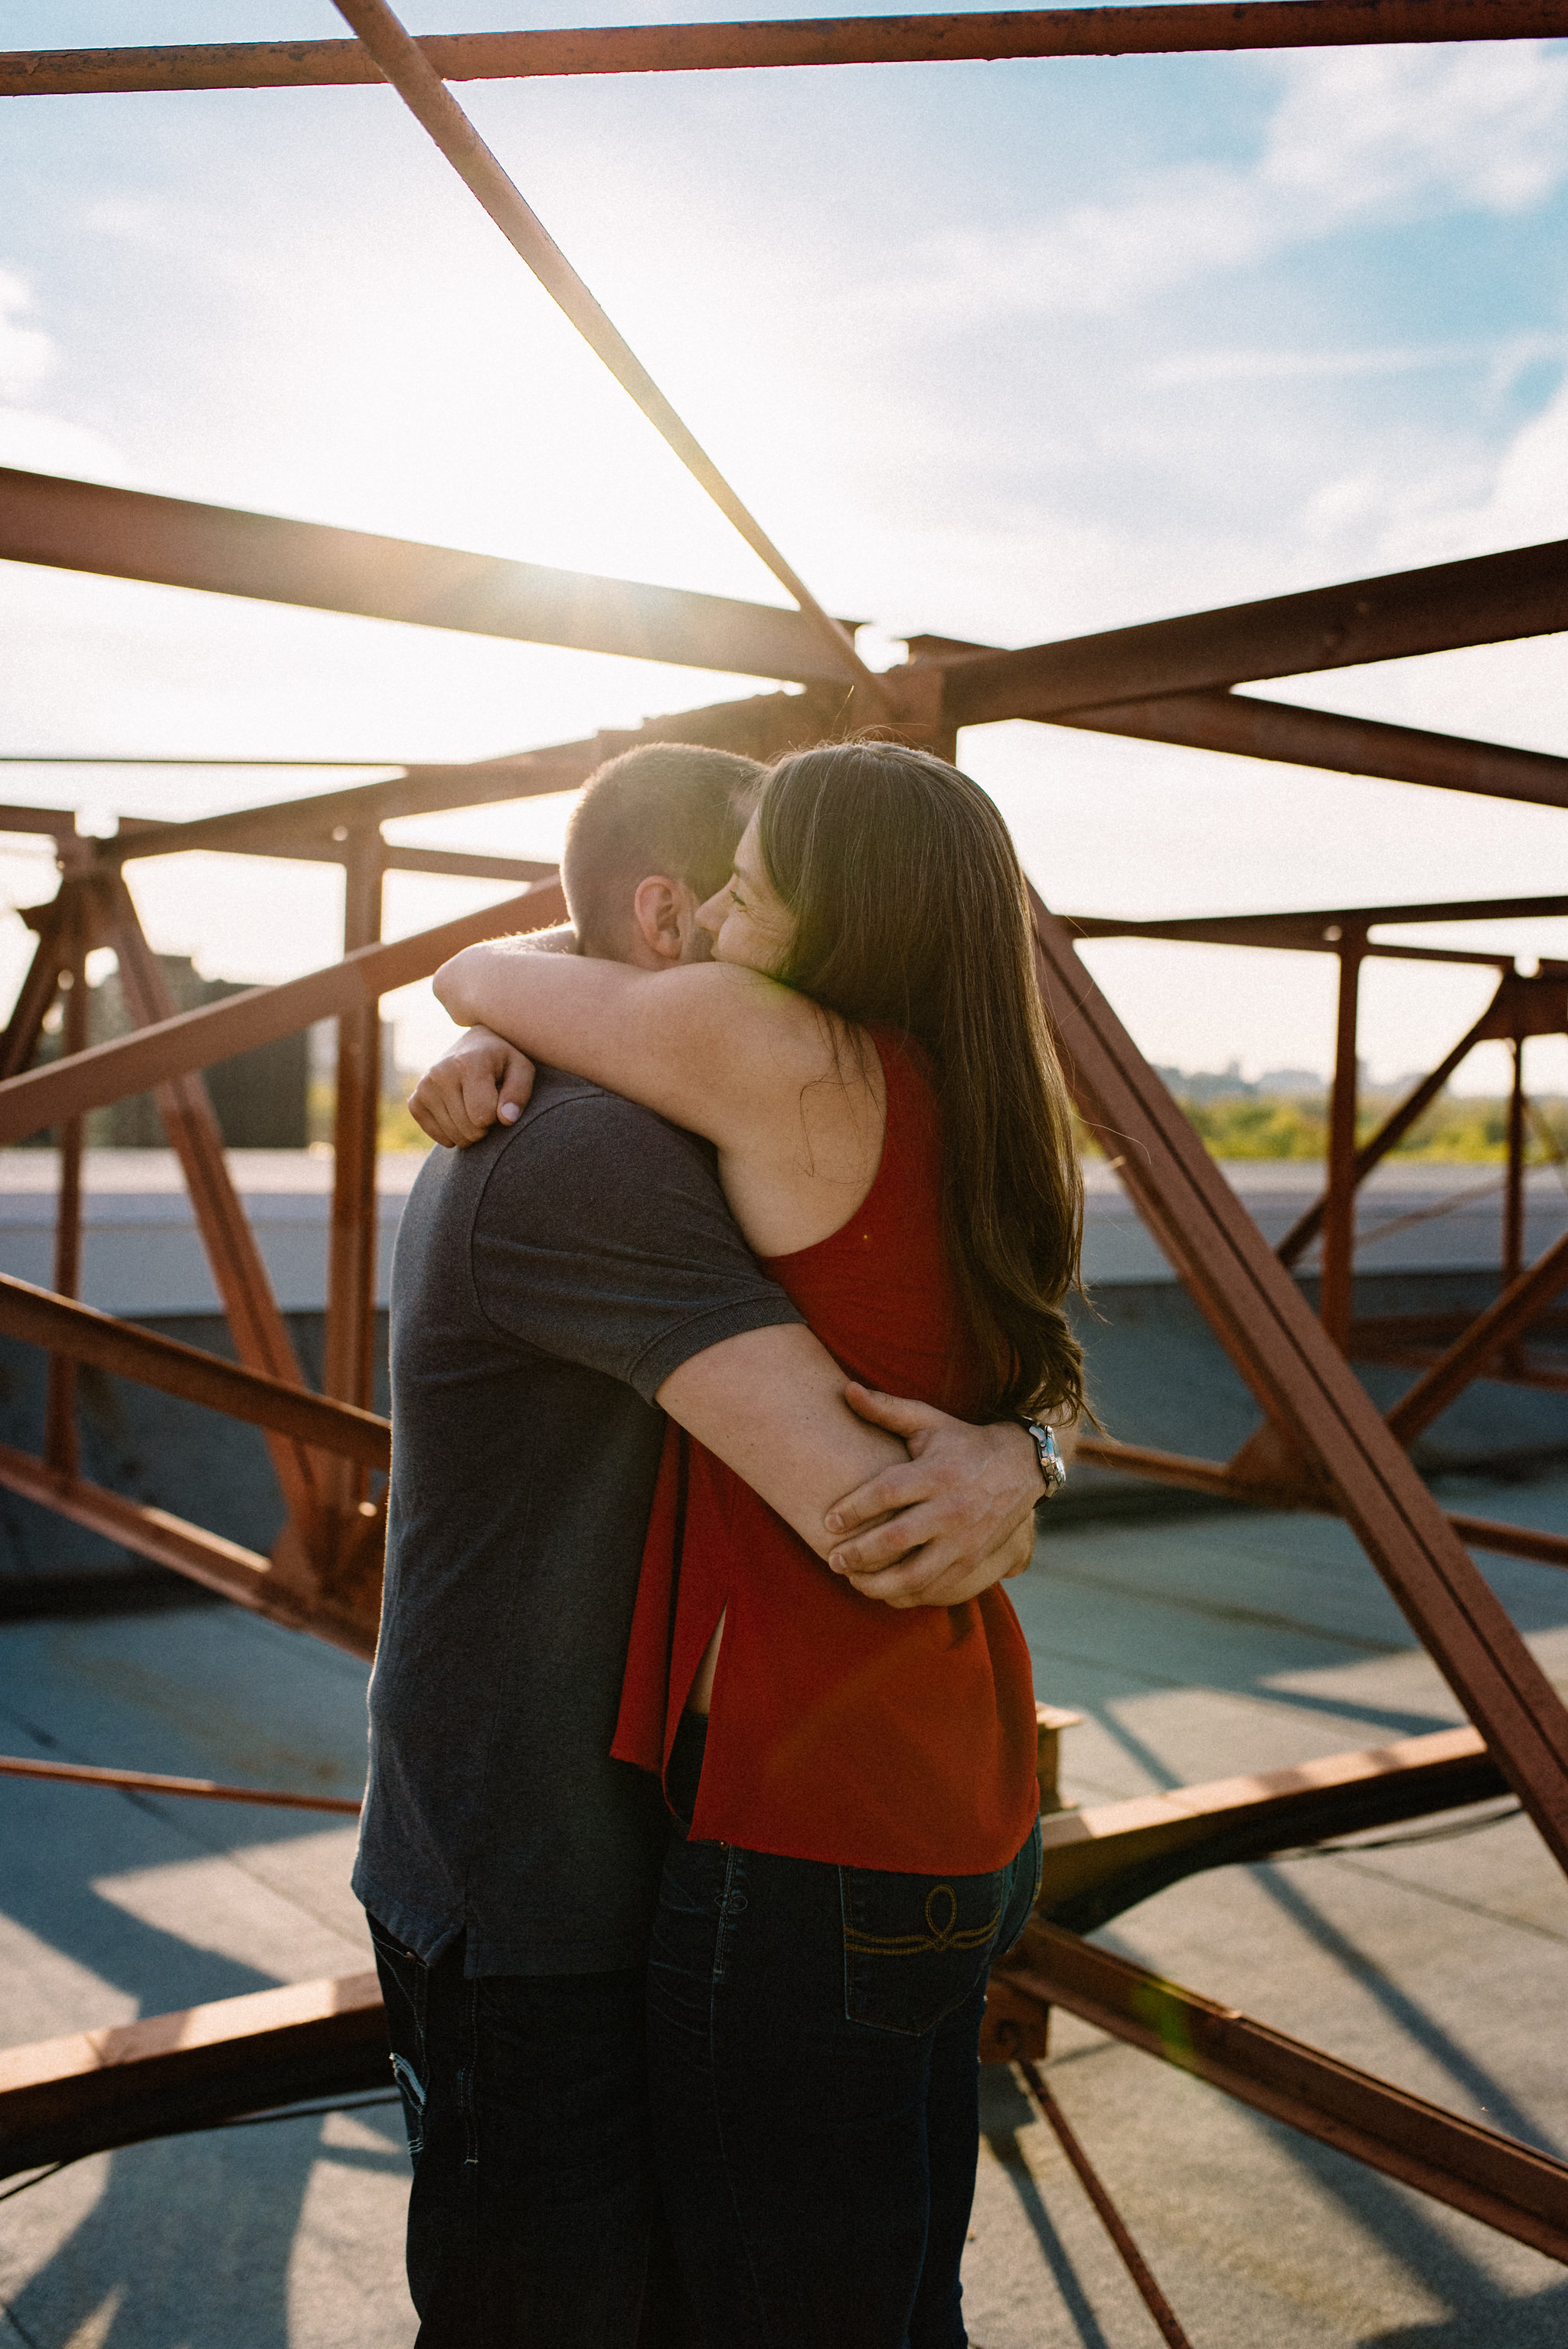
[825,1384,1048,1609]
[408,1026,537,1148]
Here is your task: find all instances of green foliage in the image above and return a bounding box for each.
[1180,1096,1328,1159]
[1078,1092,1568,1164]
[378,1095,436,1153]
[1182,1093,1563,1163]
[308,1079,433,1154]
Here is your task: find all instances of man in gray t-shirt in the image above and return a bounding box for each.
[356,744,1045,2347]
[354,1069,805,1975]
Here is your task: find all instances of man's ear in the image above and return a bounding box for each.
[629,875,688,967]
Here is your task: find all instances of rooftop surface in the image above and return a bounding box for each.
[3,1471,1566,2347]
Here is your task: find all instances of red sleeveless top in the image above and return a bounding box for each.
[611,1029,1040,1874]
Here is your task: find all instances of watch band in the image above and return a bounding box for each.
[1018,1415,1067,1499]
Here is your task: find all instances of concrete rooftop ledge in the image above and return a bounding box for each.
[0,1150,1557,1313]
[1081,1156,1568,1282]
[0,1152,430,1315]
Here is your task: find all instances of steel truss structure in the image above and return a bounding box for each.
[3,0,1568,2321]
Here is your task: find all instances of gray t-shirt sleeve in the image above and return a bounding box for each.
[469,1085,803,1401]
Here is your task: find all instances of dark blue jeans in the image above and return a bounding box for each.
[645,1813,1043,2349]
[368,1917,694,2348]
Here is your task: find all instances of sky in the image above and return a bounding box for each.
[2,3,1567,1089]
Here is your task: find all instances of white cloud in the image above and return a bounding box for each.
[1389,365,1568,562]
[0,263,134,485]
[1265,42,1568,216]
[892,42,1568,322]
[1145,334,1564,388]
[1255,344,1568,586]
[0,266,54,400]
[80,194,181,247]
[0,407,130,483]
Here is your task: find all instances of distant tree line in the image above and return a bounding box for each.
[1115,1067,1568,1163]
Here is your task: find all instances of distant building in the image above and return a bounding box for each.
[31,955,308,1149]
[1155,1060,1254,1105]
[1156,1062,1328,1103]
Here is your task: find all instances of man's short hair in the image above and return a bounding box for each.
[563,743,762,955]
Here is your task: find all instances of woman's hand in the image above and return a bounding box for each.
[823,1386,1049,1609]
[408,1027,538,1148]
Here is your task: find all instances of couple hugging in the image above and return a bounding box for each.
[353,735,1085,2349]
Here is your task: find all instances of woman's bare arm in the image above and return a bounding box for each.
[434,943,812,1154]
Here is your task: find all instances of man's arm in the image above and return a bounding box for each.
[657,1327,1043,1608]
[409,931,578,1146]
[467,1084,1044,1608]
[409,1026,539,1147]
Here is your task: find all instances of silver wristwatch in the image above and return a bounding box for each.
[1018,1416,1067,1499]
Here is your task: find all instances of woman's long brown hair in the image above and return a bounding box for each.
[756,739,1085,1422]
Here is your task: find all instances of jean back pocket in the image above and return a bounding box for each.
[839,1864,1006,2036]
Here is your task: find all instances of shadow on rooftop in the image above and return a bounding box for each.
[5,2105,408,2349]
[977,2064,1113,2349]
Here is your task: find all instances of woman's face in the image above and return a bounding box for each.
[696,815,796,975]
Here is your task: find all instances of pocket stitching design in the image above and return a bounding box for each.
[840,1869,1005,2036]
[842,1880,1001,1958]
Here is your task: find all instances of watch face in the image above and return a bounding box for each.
[1024,1418,1065,1495]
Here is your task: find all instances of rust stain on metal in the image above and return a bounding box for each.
[7,3,1568,100]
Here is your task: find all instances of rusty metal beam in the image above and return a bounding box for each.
[0,783,547,880]
[1449,1515,1568,1571]
[42,897,87,1477]
[378,845,557,884]
[1000,1925,1568,2264]
[0,467,858,686]
[1276,992,1506,1269]
[940,539,1568,727]
[912,627,1568,809]
[0,878,567,1146]
[0,1442,268,1614]
[1035,1727,1501,1934]
[0,1973,387,2181]
[322,833,384,1473]
[1387,1230,1568,1446]
[1031,890,1568,1874]
[1076,1436,1568,1572]
[0,907,65,1082]
[1056,688,1568,812]
[0,1441,377,1655]
[1014,2057,1195,2349]
[0,758,401,771]
[102,685,848,868]
[1505,1046,1528,1292]
[108,882,323,1531]
[108,760,590,864]
[1064,893,1568,952]
[1074,1434,1264,1502]
[332,0,880,706]
[1354,1305,1568,1354]
[1321,932,1364,1353]
[155,835,560,884]
[7,2,1567,99]
[0,1273,390,1470]
[0,802,77,836]
[0,1753,361,1812]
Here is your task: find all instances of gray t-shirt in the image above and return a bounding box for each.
[352,1067,802,1976]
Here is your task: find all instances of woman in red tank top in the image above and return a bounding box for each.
[436,741,1083,2349]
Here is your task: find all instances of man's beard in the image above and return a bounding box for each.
[680,924,716,965]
